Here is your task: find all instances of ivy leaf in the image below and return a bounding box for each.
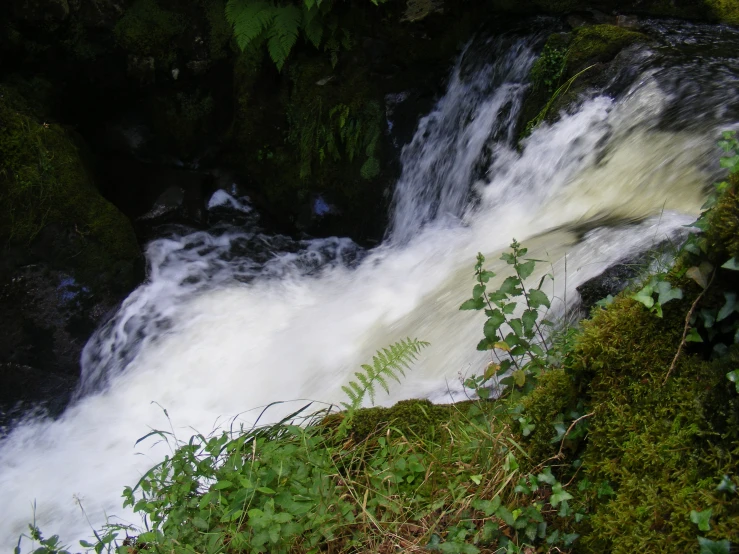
[550,483,573,507]
[722,257,739,270]
[528,289,551,309]
[720,154,739,172]
[686,263,714,289]
[697,537,730,554]
[656,281,683,305]
[690,509,712,531]
[632,283,654,308]
[686,328,704,343]
[717,474,737,493]
[717,292,737,322]
[727,370,739,393]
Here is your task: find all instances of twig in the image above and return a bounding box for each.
[663,269,716,386]
[557,412,595,459]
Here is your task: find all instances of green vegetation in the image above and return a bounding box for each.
[0,84,139,290]
[225,0,386,71]
[707,0,739,24]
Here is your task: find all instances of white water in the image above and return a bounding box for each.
[2,25,737,548]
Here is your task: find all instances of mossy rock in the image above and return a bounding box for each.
[567,296,739,552]
[705,174,739,262]
[567,24,647,74]
[707,0,739,24]
[521,368,579,461]
[519,25,648,141]
[113,0,186,59]
[0,83,140,292]
[323,399,454,442]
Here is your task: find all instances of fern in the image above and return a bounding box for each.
[340,338,430,413]
[226,0,385,70]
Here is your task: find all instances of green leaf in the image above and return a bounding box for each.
[717,292,737,322]
[528,289,550,309]
[722,257,739,270]
[717,474,737,493]
[632,287,654,309]
[480,270,496,283]
[472,284,485,300]
[550,483,573,507]
[193,517,209,529]
[213,480,233,490]
[500,276,522,296]
[460,297,485,310]
[518,260,535,281]
[470,474,482,485]
[495,505,516,526]
[522,309,538,336]
[690,509,712,531]
[484,310,506,340]
[727,370,739,393]
[686,328,703,343]
[697,537,730,554]
[656,281,683,305]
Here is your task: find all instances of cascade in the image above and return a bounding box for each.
[1,20,738,547]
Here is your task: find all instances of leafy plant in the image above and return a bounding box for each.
[460,239,553,398]
[225,0,384,70]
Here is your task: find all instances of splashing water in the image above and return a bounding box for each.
[2,21,739,548]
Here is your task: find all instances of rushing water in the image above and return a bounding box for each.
[2,20,739,548]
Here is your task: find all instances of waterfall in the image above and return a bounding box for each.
[388,33,543,243]
[2,20,739,548]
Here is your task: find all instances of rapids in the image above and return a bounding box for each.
[2,19,739,548]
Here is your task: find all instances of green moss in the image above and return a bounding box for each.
[567,25,648,73]
[201,0,231,60]
[705,175,739,261]
[324,399,454,442]
[567,296,739,552]
[706,0,739,24]
[0,85,139,290]
[114,0,185,58]
[521,368,578,461]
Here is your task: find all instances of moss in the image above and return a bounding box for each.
[322,399,454,442]
[201,0,231,60]
[0,85,139,291]
[705,175,739,261]
[566,296,739,552]
[706,0,739,24]
[113,0,185,59]
[567,25,648,74]
[521,368,578,461]
[152,90,215,157]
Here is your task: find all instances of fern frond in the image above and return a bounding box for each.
[340,338,429,414]
[230,1,274,51]
[267,4,302,70]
